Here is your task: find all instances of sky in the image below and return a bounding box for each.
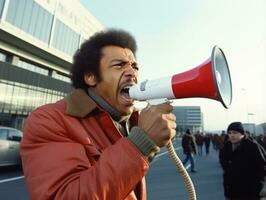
[81,0,266,131]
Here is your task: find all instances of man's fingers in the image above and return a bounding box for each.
[164,113,176,121]
[157,103,173,113]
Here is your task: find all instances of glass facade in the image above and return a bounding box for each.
[0,54,71,129]
[0,0,4,18]
[3,0,98,57]
[0,79,66,115]
[52,19,80,55]
[0,0,102,129]
[0,52,6,62]
[52,72,71,83]
[6,0,53,44]
[17,59,71,82]
[17,60,49,76]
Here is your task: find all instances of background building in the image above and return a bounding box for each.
[243,123,256,135]
[260,123,266,134]
[243,123,264,136]
[0,0,104,129]
[172,106,203,135]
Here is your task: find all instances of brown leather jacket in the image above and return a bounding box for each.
[20,89,149,200]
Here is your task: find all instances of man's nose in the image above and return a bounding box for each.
[124,65,138,77]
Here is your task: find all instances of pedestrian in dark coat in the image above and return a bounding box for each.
[219,122,266,200]
[182,129,197,172]
[203,134,211,155]
[195,132,204,156]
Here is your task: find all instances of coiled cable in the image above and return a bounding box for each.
[166,140,197,200]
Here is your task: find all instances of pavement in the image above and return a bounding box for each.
[146,140,225,200]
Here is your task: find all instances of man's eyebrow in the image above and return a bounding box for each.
[109,59,138,67]
[110,59,127,64]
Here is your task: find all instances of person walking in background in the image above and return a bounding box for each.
[219,122,266,200]
[213,134,225,151]
[195,131,204,156]
[203,134,211,155]
[182,129,197,173]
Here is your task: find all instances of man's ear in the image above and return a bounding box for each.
[84,73,97,87]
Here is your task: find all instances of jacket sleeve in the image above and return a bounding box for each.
[20,106,149,200]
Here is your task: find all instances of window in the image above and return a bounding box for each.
[5,0,17,24]
[17,60,49,76]
[0,128,8,139]
[0,79,67,114]
[13,0,26,28]
[41,11,52,43]
[8,129,22,141]
[28,3,39,36]
[33,4,43,39]
[52,19,79,56]
[8,129,22,138]
[0,0,4,18]
[0,52,6,62]
[52,72,71,83]
[6,0,52,44]
[21,0,34,35]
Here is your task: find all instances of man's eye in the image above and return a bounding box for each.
[114,62,127,68]
[112,62,139,71]
[132,63,139,71]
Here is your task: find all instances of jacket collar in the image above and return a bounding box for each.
[65,89,97,118]
[65,88,140,121]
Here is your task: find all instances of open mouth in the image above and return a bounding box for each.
[120,86,131,99]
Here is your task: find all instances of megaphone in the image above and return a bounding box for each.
[129,46,232,108]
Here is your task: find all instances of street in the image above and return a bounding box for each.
[147,140,224,200]
[0,141,224,200]
[0,166,29,200]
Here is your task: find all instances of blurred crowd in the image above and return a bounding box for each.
[180,124,266,200]
[179,130,266,155]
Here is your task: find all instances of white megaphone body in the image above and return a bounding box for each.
[129,46,232,108]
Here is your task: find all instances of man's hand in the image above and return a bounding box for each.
[138,103,176,147]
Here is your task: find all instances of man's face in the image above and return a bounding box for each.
[228,130,244,143]
[85,45,138,117]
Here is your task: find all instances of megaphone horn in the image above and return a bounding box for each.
[129,46,233,108]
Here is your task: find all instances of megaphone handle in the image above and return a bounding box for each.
[167,141,197,200]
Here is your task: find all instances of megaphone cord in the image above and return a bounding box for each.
[166,141,197,200]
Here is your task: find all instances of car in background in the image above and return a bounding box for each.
[0,126,23,167]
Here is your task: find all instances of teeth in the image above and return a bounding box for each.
[120,84,134,96]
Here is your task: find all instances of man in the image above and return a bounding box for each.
[219,122,266,200]
[203,134,211,155]
[181,129,197,173]
[194,131,204,156]
[20,29,176,200]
